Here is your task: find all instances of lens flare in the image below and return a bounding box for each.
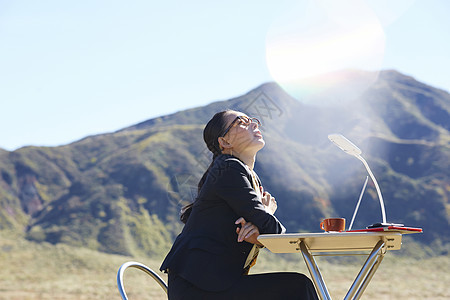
[266,0,386,106]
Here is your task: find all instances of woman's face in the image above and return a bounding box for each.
[220,111,265,154]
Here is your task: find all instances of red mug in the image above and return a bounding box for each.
[320,218,345,232]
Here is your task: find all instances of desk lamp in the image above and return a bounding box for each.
[328,134,403,228]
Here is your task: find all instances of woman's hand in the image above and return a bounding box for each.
[235,217,264,246]
[260,187,277,215]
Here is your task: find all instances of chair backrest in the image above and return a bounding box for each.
[117,261,168,299]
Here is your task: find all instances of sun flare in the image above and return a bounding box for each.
[265,0,387,105]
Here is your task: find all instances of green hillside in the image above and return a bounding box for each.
[0,70,449,258]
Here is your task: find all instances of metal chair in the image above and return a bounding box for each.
[117,261,168,299]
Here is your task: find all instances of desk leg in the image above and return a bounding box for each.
[344,240,385,300]
[353,253,384,300]
[300,241,332,300]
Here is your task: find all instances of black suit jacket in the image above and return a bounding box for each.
[160,154,285,292]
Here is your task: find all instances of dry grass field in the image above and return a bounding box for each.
[0,233,448,299]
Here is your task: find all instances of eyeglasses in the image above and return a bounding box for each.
[221,116,261,137]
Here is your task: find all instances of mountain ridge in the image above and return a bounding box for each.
[0,69,448,257]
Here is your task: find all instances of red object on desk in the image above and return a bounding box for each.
[347,226,423,234]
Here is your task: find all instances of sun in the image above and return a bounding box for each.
[265,0,386,105]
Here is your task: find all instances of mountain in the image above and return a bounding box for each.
[0,70,449,257]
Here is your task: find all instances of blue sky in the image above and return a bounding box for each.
[1,0,449,151]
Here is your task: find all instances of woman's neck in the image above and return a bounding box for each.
[226,150,256,170]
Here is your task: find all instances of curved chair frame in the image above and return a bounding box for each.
[117,261,168,299]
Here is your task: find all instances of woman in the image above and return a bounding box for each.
[160,110,318,300]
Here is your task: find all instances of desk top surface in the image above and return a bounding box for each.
[258,231,403,253]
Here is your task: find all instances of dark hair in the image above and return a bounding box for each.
[180,110,233,223]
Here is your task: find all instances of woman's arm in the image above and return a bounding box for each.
[213,158,285,234]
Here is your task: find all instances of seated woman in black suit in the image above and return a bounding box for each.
[160,110,318,300]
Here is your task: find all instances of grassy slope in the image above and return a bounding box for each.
[0,233,448,300]
[0,232,167,300]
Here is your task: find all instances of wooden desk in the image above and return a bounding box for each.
[258,231,405,300]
